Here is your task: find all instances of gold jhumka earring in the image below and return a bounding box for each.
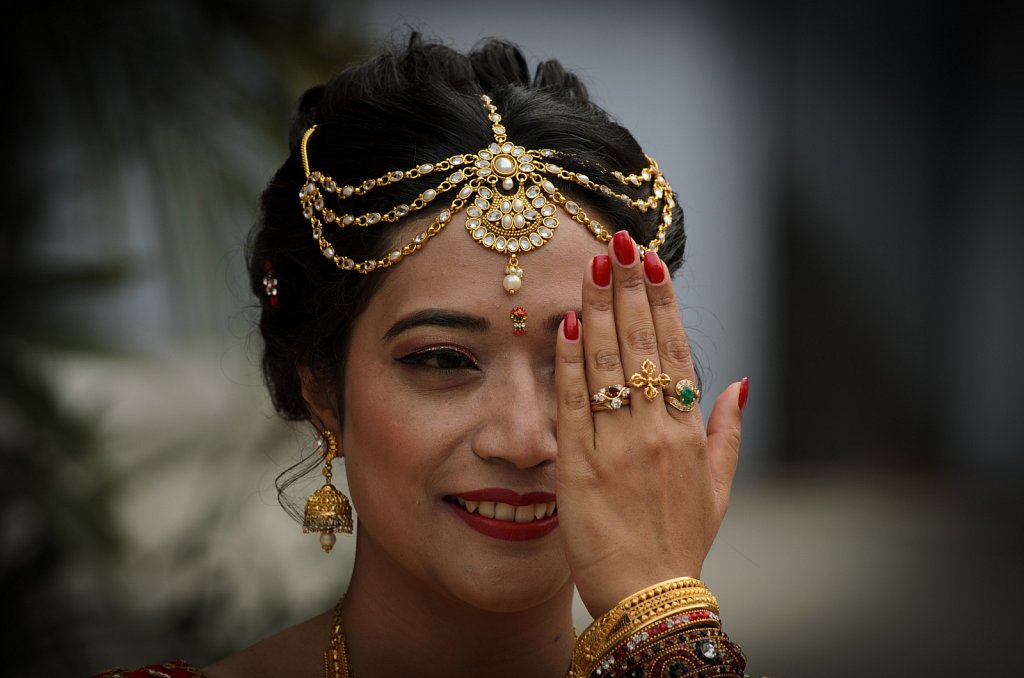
[298,94,677,294]
[302,429,353,553]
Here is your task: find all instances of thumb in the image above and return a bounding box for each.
[705,377,748,515]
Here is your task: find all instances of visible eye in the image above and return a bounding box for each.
[396,345,478,373]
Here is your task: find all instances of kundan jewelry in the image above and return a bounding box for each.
[298,95,677,294]
[262,258,279,308]
[510,306,527,335]
[628,359,672,401]
[302,429,353,553]
[569,577,727,678]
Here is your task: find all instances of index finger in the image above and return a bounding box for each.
[554,311,595,467]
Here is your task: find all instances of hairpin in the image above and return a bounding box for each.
[262,258,279,308]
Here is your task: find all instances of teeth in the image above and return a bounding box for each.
[454,497,556,522]
[494,502,515,521]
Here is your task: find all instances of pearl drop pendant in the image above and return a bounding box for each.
[320,531,337,553]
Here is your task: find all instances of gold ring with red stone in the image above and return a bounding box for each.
[590,384,631,412]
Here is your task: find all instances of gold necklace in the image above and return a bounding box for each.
[324,596,353,678]
[323,595,578,678]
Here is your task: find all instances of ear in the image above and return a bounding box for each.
[298,364,342,436]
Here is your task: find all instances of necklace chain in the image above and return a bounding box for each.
[323,595,578,678]
[324,596,352,678]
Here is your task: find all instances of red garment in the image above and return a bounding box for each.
[90,660,207,677]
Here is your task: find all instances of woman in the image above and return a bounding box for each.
[95,34,749,678]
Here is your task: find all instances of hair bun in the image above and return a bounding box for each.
[289,85,326,150]
[469,38,530,90]
[533,60,589,99]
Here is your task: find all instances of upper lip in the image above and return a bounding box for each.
[451,488,555,505]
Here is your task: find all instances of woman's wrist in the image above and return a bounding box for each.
[569,577,745,678]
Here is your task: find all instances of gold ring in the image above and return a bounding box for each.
[590,384,631,412]
[628,359,672,401]
[666,379,701,412]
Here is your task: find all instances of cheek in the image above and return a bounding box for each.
[342,390,410,526]
[342,338,414,444]
[343,373,404,470]
[341,364,459,503]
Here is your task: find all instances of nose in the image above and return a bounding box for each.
[471,363,557,469]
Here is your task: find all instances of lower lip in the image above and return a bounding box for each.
[448,502,558,541]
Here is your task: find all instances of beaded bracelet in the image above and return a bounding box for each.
[596,614,746,677]
[569,577,746,677]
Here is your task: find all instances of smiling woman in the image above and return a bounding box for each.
[92,33,750,678]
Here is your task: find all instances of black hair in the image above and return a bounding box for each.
[247,34,688,515]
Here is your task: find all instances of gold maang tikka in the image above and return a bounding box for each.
[298,95,676,294]
[302,429,353,553]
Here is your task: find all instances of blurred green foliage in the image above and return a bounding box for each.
[1,1,367,675]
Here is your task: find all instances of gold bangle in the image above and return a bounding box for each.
[569,577,719,677]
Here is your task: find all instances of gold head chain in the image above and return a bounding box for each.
[298,95,676,294]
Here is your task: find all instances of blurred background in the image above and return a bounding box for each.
[2,1,1021,676]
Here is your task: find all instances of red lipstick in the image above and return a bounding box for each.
[448,488,558,542]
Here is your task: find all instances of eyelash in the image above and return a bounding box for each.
[396,345,478,373]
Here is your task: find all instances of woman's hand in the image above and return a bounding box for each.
[555,231,747,618]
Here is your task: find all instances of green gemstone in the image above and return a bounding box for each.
[680,386,695,405]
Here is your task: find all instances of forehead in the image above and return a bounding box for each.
[367,208,606,326]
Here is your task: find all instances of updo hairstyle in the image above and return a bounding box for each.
[248,33,688,426]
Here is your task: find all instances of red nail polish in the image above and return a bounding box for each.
[738,377,749,412]
[643,251,665,284]
[612,231,636,265]
[592,255,611,287]
[563,311,579,341]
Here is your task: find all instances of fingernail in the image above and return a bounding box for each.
[563,311,579,341]
[738,377,749,412]
[612,231,636,265]
[592,255,611,287]
[643,251,665,284]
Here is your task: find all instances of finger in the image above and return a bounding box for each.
[705,378,748,518]
[608,231,663,412]
[554,311,595,467]
[642,250,702,419]
[581,253,629,411]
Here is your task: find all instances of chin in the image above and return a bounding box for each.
[438,549,573,615]
[456,579,571,615]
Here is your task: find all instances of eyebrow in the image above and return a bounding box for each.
[383,308,577,340]
[543,310,574,334]
[383,309,489,340]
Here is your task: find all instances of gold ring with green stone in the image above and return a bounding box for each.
[666,379,700,412]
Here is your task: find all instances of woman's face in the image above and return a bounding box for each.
[339,206,605,613]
